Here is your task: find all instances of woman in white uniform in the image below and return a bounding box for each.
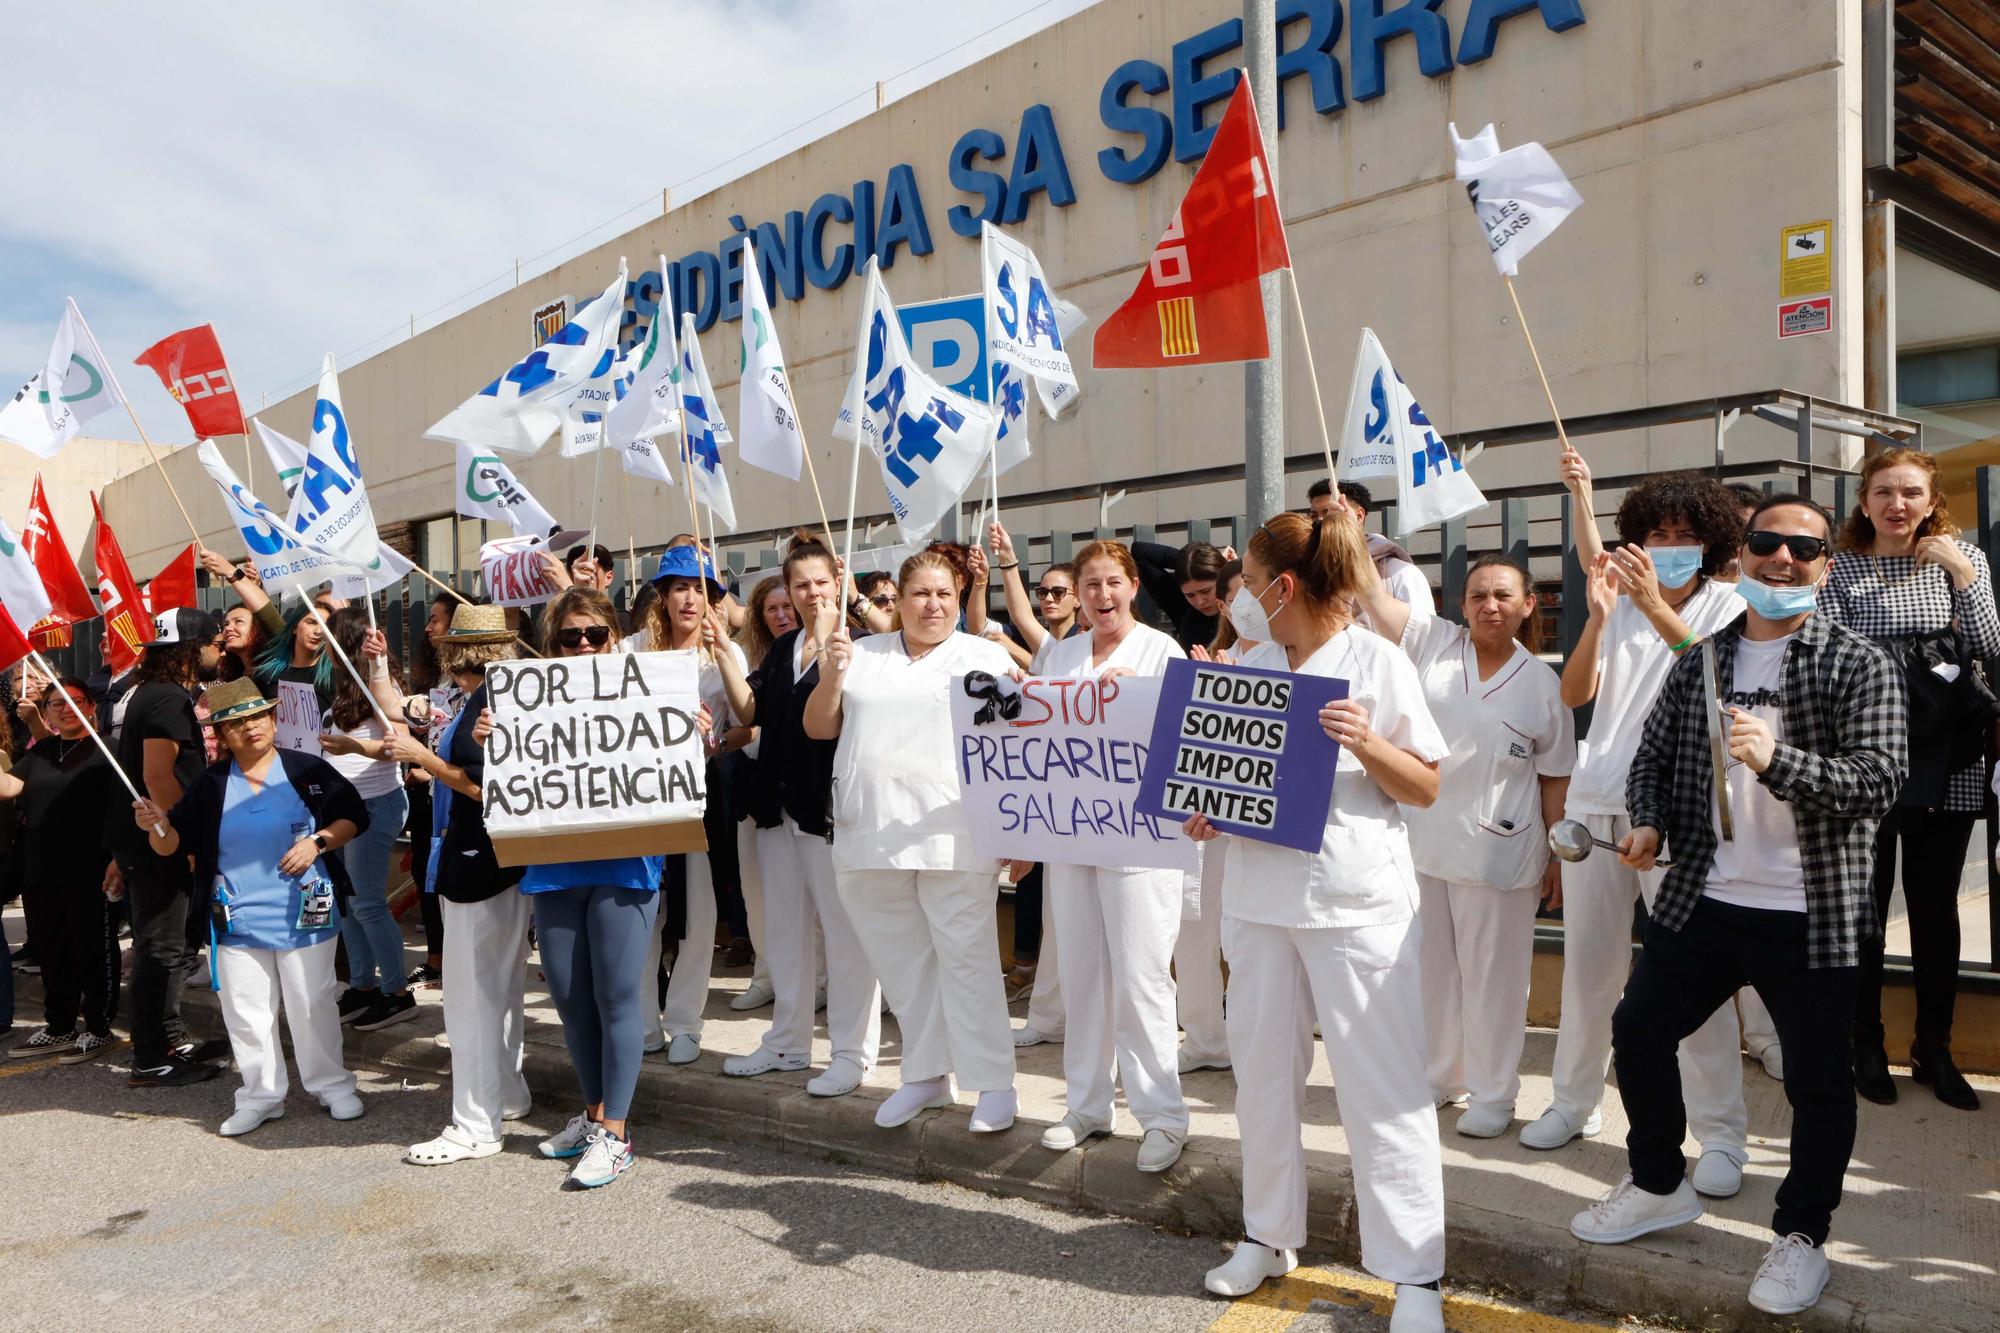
[1036,540,1190,1174]
[804,549,1021,1133]
[1356,554,1574,1138]
[1189,511,1449,1333]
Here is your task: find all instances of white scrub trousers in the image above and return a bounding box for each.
[441,891,532,1144]
[756,817,881,1071]
[1417,873,1539,1113]
[1173,848,1227,1061]
[217,936,356,1114]
[645,852,717,1047]
[1222,914,1445,1285]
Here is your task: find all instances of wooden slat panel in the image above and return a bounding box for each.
[1924,0,2000,58]
[1898,114,2000,199]
[1900,36,2000,122]
[1898,74,2000,148]
[1900,1,2000,87]
[1899,152,2000,230]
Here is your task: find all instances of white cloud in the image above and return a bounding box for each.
[0,0,1098,439]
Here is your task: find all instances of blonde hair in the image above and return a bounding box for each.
[539,587,623,655]
[1840,447,1957,552]
[1073,539,1140,583]
[436,638,518,676]
[1246,513,1368,612]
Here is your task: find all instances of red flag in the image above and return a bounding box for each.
[143,544,198,616]
[23,474,99,649]
[0,604,34,675]
[133,324,246,438]
[1093,77,1291,368]
[91,494,154,676]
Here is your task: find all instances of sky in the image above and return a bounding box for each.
[1,0,1100,441]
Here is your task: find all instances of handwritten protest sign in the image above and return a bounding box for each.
[953,674,1196,872]
[275,679,322,756]
[480,534,559,609]
[482,650,708,866]
[1133,660,1346,853]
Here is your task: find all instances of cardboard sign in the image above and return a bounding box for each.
[481,650,708,867]
[1133,660,1347,853]
[480,535,559,609]
[953,674,1196,873]
[275,680,323,756]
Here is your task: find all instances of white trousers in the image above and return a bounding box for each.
[1417,873,1539,1113]
[1738,987,1779,1058]
[738,819,770,989]
[1047,863,1187,1133]
[758,818,881,1069]
[441,892,531,1145]
[839,868,1015,1091]
[1223,914,1445,1284]
[217,938,355,1114]
[1553,810,1747,1156]
[645,852,717,1046]
[1173,846,1227,1059]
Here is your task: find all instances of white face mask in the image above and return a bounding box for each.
[1229,576,1287,644]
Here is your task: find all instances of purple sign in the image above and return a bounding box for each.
[1133,659,1348,853]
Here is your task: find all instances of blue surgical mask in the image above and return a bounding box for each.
[1647,545,1704,590]
[1737,573,1819,618]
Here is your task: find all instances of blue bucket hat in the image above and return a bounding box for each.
[651,545,725,601]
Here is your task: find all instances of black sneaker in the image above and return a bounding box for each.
[352,991,418,1032]
[405,963,441,989]
[174,1038,234,1063]
[9,1027,77,1058]
[338,988,379,1025]
[128,1055,222,1088]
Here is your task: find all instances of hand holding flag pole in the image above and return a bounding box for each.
[24,645,165,835]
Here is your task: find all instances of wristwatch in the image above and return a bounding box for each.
[224,568,246,583]
[311,831,329,852]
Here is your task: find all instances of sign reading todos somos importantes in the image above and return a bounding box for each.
[1133,660,1347,854]
[481,651,709,867]
[953,673,1196,873]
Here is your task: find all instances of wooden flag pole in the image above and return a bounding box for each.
[775,365,843,559]
[1282,268,1339,489]
[302,596,396,732]
[119,400,203,550]
[1500,272,1595,531]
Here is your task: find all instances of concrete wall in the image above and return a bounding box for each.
[103,0,1864,572]
[2,436,156,574]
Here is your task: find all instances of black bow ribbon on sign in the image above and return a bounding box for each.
[962,671,1021,726]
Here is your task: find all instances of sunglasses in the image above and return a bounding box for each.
[1035,585,1073,600]
[866,593,895,609]
[1744,530,1830,562]
[556,625,613,649]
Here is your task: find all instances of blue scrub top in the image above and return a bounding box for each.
[519,855,664,895]
[215,764,341,950]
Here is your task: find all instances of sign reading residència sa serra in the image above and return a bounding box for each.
[590,1,1586,349]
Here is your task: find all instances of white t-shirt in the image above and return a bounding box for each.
[1398,615,1575,890]
[322,716,402,800]
[830,630,1014,872]
[1568,580,1746,815]
[1704,633,1806,913]
[1220,630,1449,930]
[625,629,749,732]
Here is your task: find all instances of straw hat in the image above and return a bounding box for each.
[441,603,516,644]
[203,678,277,726]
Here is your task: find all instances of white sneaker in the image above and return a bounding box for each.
[1454,1104,1514,1139]
[666,1034,701,1065]
[567,1128,633,1189]
[1570,1175,1703,1244]
[219,1104,283,1137]
[1136,1128,1185,1173]
[969,1088,1018,1134]
[642,1033,667,1054]
[722,1049,809,1078]
[875,1076,954,1127]
[538,1113,598,1160]
[1203,1241,1297,1297]
[1388,1283,1445,1332]
[1691,1147,1745,1199]
[1747,1233,1830,1315]
[1756,1043,1785,1081]
[1177,1045,1230,1074]
[806,1056,866,1098]
[1040,1111,1113,1151]
[325,1092,365,1121]
[1519,1105,1602,1150]
[729,980,776,1012]
[1012,1024,1060,1048]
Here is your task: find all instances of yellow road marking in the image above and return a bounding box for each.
[0,1055,63,1079]
[1207,1266,1623,1332]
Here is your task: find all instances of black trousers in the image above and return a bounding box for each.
[406,782,444,958]
[1612,896,1859,1246]
[22,876,120,1038]
[1855,806,1975,1049]
[1012,864,1045,962]
[120,854,202,1068]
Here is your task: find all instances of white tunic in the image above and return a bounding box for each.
[1397,615,1575,891]
[1220,630,1448,930]
[626,629,748,731]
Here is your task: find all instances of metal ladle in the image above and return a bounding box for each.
[1547,819,1673,869]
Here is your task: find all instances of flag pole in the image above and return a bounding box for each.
[302,595,395,731]
[1282,268,1338,489]
[78,297,204,550]
[775,366,842,559]
[28,647,165,834]
[587,424,605,554]
[1499,272,1595,533]
[840,411,862,607]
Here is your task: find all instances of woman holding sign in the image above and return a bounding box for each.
[1185,512,1450,1333]
[804,549,1021,1133]
[1035,540,1191,1174]
[130,678,369,1138]
[1355,555,1575,1139]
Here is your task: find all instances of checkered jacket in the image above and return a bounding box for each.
[1626,611,1908,969]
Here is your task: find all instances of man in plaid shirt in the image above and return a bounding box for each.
[1568,494,1907,1319]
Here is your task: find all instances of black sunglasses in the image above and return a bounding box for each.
[1744,530,1830,562]
[866,593,896,609]
[556,625,613,649]
[1034,585,1073,599]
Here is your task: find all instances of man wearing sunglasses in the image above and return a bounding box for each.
[1571,494,1907,1319]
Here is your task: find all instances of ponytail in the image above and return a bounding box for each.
[1246,512,1366,610]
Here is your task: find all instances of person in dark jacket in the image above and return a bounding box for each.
[132,677,367,1138]
[1133,539,1226,652]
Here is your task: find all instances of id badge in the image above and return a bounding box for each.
[210,877,236,937]
[295,877,335,931]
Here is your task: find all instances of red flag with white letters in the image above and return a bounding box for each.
[133,324,246,438]
[23,474,98,649]
[1093,76,1291,369]
[91,494,153,675]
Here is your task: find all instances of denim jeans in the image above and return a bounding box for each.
[337,787,412,994]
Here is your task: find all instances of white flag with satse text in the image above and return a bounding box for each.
[287,357,381,571]
[1450,122,1582,277]
[679,313,737,531]
[1337,328,1485,537]
[453,440,560,538]
[0,299,129,461]
[254,417,408,581]
[737,239,804,481]
[197,440,365,595]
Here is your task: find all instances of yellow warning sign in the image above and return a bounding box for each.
[1781,220,1832,299]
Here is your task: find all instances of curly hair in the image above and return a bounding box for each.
[1838,447,1957,552]
[1613,473,1745,576]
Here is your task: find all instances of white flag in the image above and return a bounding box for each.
[987,292,1089,477]
[197,440,353,595]
[679,314,737,530]
[1449,122,1582,277]
[453,440,560,538]
[736,239,804,480]
[0,515,54,630]
[1337,329,1485,537]
[425,260,628,455]
[286,357,380,571]
[833,260,1000,543]
[558,412,603,458]
[333,541,415,600]
[255,417,406,578]
[980,222,1080,391]
[0,299,129,460]
[602,271,682,487]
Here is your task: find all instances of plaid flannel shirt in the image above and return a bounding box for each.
[1626,611,1908,969]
